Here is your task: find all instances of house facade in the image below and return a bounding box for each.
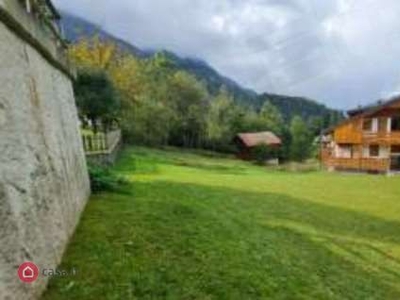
[321,97,400,173]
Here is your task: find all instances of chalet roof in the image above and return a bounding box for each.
[347,95,400,117]
[236,132,282,148]
[347,101,386,117]
[324,95,400,134]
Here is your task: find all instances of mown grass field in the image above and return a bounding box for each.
[42,147,400,300]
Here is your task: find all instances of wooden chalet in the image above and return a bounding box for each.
[321,96,400,174]
[234,131,282,160]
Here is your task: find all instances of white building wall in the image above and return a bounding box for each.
[335,145,352,158]
[379,146,390,158]
[372,118,379,133]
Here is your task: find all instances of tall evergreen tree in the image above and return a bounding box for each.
[206,88,236,150]
[169,71,209,148]
[289,116,312,162]
[259,101,285,135]
[74,70,120,132]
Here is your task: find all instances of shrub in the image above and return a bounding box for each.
[88,165,128,193]
[250,144,279,165]
[270,160,320,173]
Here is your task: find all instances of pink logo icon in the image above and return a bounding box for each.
[18,262,39,283]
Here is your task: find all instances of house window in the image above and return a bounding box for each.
[337,144,353,158]
[378,118,388,132]
[369,145,380,157]
[363,119,373,131]
[391,145,400,154]
[391,116,400,131]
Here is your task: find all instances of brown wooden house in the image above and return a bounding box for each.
[234,132,282,160]
[321,96,400,174]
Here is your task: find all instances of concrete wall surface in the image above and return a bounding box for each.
[0,15,90,300]
[0,0,74,77]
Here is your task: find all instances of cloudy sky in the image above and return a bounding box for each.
[54,0,400,109]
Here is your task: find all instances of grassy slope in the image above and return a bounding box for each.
[42,147,400,300]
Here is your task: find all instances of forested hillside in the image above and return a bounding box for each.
[61,12,343,126]
[63,12,344,162]
[259,94,343,125]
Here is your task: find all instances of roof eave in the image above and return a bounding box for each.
[327,96,400,132]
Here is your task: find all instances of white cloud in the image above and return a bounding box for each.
[54,0,400,109]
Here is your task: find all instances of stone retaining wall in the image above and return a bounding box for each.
[0,2,90,299]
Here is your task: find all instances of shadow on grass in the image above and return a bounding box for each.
[133,181,400,297]
[132,181,400,245]
[172,160,247,174]
[43,180,400,300]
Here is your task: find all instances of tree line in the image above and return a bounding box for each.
[70,37,336,162]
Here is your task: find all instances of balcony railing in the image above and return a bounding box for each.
[362,131,400,144]
[82,130,122,155]
[326,157,389,172]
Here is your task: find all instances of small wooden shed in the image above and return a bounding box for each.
[234,131,282,160]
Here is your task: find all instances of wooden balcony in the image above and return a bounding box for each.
[362,131,400,144]
[326,157,390,172]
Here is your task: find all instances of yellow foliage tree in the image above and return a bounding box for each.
[69,36,142,106]
[69,36,116,70]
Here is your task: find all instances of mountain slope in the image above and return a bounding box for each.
[61,13,342,123]
[62,13,150,58]
[259,94,342,123]
[62,13,257,102]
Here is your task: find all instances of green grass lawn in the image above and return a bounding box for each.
[42,147,400,300]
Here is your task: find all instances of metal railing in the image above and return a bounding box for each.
[82,130,121,155]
